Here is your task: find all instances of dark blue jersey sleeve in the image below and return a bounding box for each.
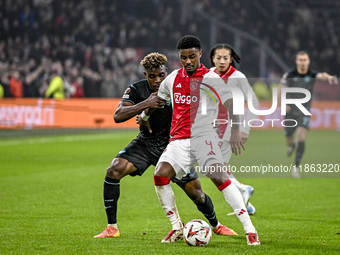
[121,84,139,105]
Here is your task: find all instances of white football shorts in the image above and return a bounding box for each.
[220,140,232,163]
[158,136,224,180]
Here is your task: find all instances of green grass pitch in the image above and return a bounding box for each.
[0,129,339,254]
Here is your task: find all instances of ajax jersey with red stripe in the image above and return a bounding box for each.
[158,64,232,141]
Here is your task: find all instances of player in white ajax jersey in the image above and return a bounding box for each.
[153,35,260,245]
[210,44,259,215]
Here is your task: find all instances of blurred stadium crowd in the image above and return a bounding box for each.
[0,0,339,99]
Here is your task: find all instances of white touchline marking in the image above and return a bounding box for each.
[0,132,136,146]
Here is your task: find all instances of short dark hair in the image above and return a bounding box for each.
[296,51,309,58]
[176,35,201,50]
[209,44,241,68]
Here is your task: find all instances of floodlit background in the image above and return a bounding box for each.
[0,1,339,254]
[0,0,339,98]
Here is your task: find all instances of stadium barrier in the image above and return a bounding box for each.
[0,98,340,130]
[0,98,135,129]
[249,101,340,130]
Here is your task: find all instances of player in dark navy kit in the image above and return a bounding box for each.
[94,53,237,239]
[279,51,338,178]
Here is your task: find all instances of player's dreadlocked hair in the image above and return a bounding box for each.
[177,35,201,50]
[140,52,167,70]
[209,44,241,68]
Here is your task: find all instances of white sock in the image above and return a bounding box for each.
[155,184,182,230]
[226,170,243,190]
[108,223,117,229]
[221,182,256,233]
[211,222,220,230]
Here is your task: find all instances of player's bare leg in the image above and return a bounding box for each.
[154,162,183,243]
[296,126,307,142]
[289,127,308,178]
[94,158,138,238]
[286,134,297,157]
[207,164,260,245]
[291,127,308,178]
[177,179,238,236]
[285,133,299,177]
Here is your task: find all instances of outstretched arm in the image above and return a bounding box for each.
[316,72,338,85]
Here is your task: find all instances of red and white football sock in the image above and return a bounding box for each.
[226,170,243,190]
[218,179,256,233]
[154,176,182,230]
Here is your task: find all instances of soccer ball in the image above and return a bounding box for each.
[183,219,212,246]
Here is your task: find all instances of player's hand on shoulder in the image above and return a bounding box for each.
[146,92,167,109]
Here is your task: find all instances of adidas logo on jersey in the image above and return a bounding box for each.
[176,83,182,88]
[207,151,216,156]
